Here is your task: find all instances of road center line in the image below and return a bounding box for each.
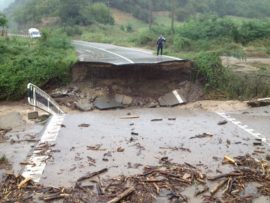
[216,112,269,146]
[76,42,134,64]
[22,115,65,182]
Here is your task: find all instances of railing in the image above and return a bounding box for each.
[27,83,64,115]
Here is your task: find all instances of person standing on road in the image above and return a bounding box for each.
[157,34,166,56]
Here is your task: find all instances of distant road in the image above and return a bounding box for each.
[7,33,28,38]
[73,40,185,65]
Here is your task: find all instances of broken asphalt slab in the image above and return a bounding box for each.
[94,96,124,110]
[158,89,186,107]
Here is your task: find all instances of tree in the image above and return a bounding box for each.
[0,12,8,36]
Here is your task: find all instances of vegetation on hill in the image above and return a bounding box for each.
[0,28,76,100]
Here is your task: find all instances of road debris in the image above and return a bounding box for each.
[77,168,108,182]
[120,115,140,119]
[117,147,125,152]
[190,133,213,139]
[218,120,228,125]
[94,96,123,110]
[78,123,90,128]
[0,128,11,143]
[108,187,135,203]
[247,97,270,107]
[87,144,106,151]
[158,89,186,107]
[1,153,270,202]
[151,118,163,122]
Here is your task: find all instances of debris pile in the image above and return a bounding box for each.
[247,98,270,107]
[1,155,270,202]
[50,80,204,111]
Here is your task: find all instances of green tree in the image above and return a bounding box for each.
[0,12,7,36]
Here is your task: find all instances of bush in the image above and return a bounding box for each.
[233,21,270,45]
[0,30,76,100]
[178,15,237,41]
[173,36,192,51]
[194,51,227,88]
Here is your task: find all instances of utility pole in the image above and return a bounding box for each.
[171,0,176,33]
[148,0,153,29]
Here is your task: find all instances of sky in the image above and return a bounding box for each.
[0,0,15,11]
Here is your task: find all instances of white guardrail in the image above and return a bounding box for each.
[27,83,64,115]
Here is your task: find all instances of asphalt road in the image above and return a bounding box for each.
[73,40,184,65]
[16,106,268,201]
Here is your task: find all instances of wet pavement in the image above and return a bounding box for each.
[73,40,184,65]
[1,106,270,202]
[34,106,270,190]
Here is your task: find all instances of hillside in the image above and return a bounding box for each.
[5,0,270,30]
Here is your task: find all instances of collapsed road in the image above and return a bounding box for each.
[0,42,270,202]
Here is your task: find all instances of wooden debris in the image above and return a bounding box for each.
[210,179,227,195]
[18,177,31,189]
[107,187,135,203]
[151,119,163,122]
[42,193,70,201]
[120,115,140,119]
[77,168,108,182]
[218,120,228,125]
[78,123,90,128]
[87,144,106,151]
[117,147,125,152]
[190,133,213,139]
[207,172,243,181]
[223,155,237,165]
[2,154,270,202]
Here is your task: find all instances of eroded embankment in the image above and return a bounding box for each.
[50,60,204,111]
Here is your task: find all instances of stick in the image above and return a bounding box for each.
[108,187,135,203]
[210,179,228,196]
[77,168,108,182]
[207,172,242,181]
[120,116,140,119]
[223,156,237,165]
[18,177,31,189]
[43,193,70,201]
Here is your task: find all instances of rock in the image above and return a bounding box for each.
[158,90,186,107]
[94,96,123,110]
[0,112,25,130]
[247,98,270,107]
[147,101,159,108]
[28,111,39,120]
[75,99,94,111]
[115,94,133,105]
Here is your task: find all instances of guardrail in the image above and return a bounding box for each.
[27,83,64,115]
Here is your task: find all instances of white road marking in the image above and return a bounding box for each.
[216,112,269,146]
[22,115,65,182]
[162,55,182,60]
[73,40,182,62]
[75,42,134,64]
[173,90,184,103]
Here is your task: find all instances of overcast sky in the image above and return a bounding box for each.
[0,0,15,11]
